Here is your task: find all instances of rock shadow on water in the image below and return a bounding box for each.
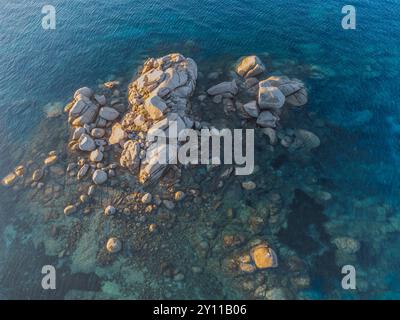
[278,189,338,292]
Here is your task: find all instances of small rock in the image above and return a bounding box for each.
[89,149,104,162]
[92,169,108,185]
[32,169,44,182]
[1,173,17,187]
[163,200,175,210]
[14,165,25,176]
[174,191,185,201]
[87,185,96,196]
[77,164,90,180]
[91,128,105,138]
[99,107,120,121]
[64,205,77,216]
[141,192,152,204]
[106,237,122,253]
[79,194,88,203]
[104,205,116,216]
[44,154,58,166]
[242,181,256,190]
[79,134,96,152]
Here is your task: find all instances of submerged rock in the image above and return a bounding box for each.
[250,243,278,269]
[242,181,257,190]
[106,237,122,253]
[32,169,44,182]
[44,154,58,166]
[104,205,116,216]
[292,129,320,150]
[235,55,265,78]
[64,204,77,216]
[262,128,277,145]
[1,173,17,187]
[256,111,278,128]
[333,237,360,254]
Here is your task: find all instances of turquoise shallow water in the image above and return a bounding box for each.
[1,0,400,299]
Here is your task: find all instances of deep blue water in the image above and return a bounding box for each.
[1,0,400,299]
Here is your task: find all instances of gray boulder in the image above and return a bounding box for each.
[258,82,285,110]
[243,101,259,118]
[207,80,238,96]
[99,107,120,121]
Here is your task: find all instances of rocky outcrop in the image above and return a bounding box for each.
[124,53,198,183]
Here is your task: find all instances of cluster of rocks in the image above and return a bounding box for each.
[1,150,61,190]
[228,56,308,127]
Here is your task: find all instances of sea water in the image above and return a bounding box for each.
[1,0,400,299]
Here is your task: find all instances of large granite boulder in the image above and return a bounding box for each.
[235,56,265,78]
